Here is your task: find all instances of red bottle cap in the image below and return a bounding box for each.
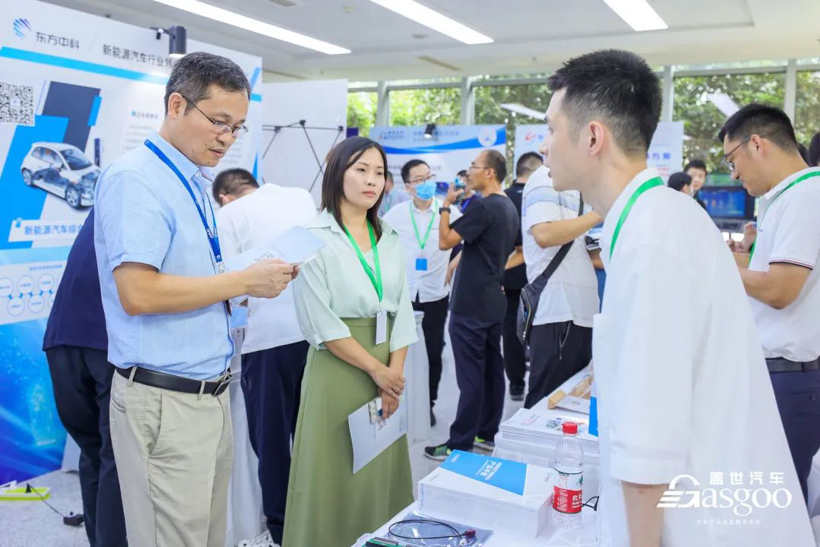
[563,421,578,435]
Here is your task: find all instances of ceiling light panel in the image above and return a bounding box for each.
[602,0,668,31]
[152,0,351,55]
[367,0,493,45]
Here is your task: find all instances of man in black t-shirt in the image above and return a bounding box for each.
[502,152,544,401]
[424,149,520,460]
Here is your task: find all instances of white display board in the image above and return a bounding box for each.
[514,122,685,181]
[371,125,506,187]
[261,80,347,204]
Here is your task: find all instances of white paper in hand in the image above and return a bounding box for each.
[348,396,407,474]
[222,226,325,305]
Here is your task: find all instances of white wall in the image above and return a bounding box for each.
[261,80,348,204]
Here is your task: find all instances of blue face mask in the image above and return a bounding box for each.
[415,179,437,200]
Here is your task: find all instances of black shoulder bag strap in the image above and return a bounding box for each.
[517,194,586,346]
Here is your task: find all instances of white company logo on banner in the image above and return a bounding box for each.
[514,122,684,181]
[0,0,263,484]
[371,125,506,189]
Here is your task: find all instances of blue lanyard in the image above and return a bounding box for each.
[144,139,222,264]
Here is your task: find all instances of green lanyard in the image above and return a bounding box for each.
[410,200,437,250]
[344,221,383,302]
[609,176,664,259]
[748,170,820,261]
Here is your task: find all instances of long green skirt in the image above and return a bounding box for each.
[282,317,414,547]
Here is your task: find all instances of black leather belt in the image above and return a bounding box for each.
[116,366,231,396]
[766,358,820,374]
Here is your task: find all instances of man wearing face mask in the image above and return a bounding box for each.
[386,159,461,426]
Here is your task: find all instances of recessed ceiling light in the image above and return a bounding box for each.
[367,0,492,45]
[151,0,351,55]
[602,0,668,31]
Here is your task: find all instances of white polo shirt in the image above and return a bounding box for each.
[216,183,317,355]
[521,166,599,327]
[384,198,461,303]
[594,168,811,546]
[748,166,820,362]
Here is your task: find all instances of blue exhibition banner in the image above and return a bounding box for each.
[0,0,263,484]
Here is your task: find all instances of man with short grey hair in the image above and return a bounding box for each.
[95,52,295,547]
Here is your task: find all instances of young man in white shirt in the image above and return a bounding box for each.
[385,159,461,427]
[543,49,812,546]
[214,169,317,547]
[520,158,601,408]
[721,104,820,503]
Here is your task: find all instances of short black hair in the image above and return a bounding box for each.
[457,170,467,178]
[516,151,543,179]
[717,104,799,153]
[212,168,259,202]
[684,159,707,173]
[483,149,507,183]
[321,137,387,240]
[809,132,820,167]
[164,52,251,115]
[400,159,429,184]
[798,143,809,164]
[667,172,692,193]
[547,49,661,157]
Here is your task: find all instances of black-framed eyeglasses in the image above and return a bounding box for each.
[721,136,752,172]
[180,94,248,137]
[468,163,490,170]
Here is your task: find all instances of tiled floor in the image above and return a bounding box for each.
[0,330,526,546]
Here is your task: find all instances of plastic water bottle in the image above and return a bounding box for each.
[552,421,583,529]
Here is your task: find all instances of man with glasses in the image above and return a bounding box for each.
[386,159,461,427]
[424,149,519,460]
[95,52,297,547]
[721,104,820,504]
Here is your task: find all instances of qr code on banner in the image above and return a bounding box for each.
[0,82,35,126]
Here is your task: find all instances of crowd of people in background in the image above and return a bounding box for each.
[41,47,820,547]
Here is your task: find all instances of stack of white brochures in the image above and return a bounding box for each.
[418,451,557,538]
[500,407,599,456]
[221,225,326,306]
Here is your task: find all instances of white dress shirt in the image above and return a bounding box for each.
[216,183,317,355]
[383,198,462,303]
[748,166,820,362]
[593,168,812,546]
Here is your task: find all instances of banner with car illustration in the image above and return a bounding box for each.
[0,0,264,483]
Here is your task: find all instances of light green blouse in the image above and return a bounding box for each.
[294,210,419,353]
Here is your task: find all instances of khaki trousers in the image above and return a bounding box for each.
[109,372,233,547]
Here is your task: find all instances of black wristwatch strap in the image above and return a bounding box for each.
[439,206,451,214]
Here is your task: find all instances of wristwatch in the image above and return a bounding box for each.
[439,206,451,214]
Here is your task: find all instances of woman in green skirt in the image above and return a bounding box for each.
[284,137,417,546]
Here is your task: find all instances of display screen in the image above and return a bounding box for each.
[699,188,749,219]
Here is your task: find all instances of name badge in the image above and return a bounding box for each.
[376,309,388,346]
[415,257,428,271]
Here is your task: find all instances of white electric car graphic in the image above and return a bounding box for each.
[21,143,99,208]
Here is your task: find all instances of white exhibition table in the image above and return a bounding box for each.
[353,501,598,547]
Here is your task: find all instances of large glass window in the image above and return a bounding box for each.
[673,72,785,177]
[347,91,377,137]
[795,70,820,148]
[474,83,551,180]
[388,87,461,126]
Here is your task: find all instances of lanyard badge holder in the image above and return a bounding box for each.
[344,221,387,346]
[144,140,230,313]
[410,200,436,272]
